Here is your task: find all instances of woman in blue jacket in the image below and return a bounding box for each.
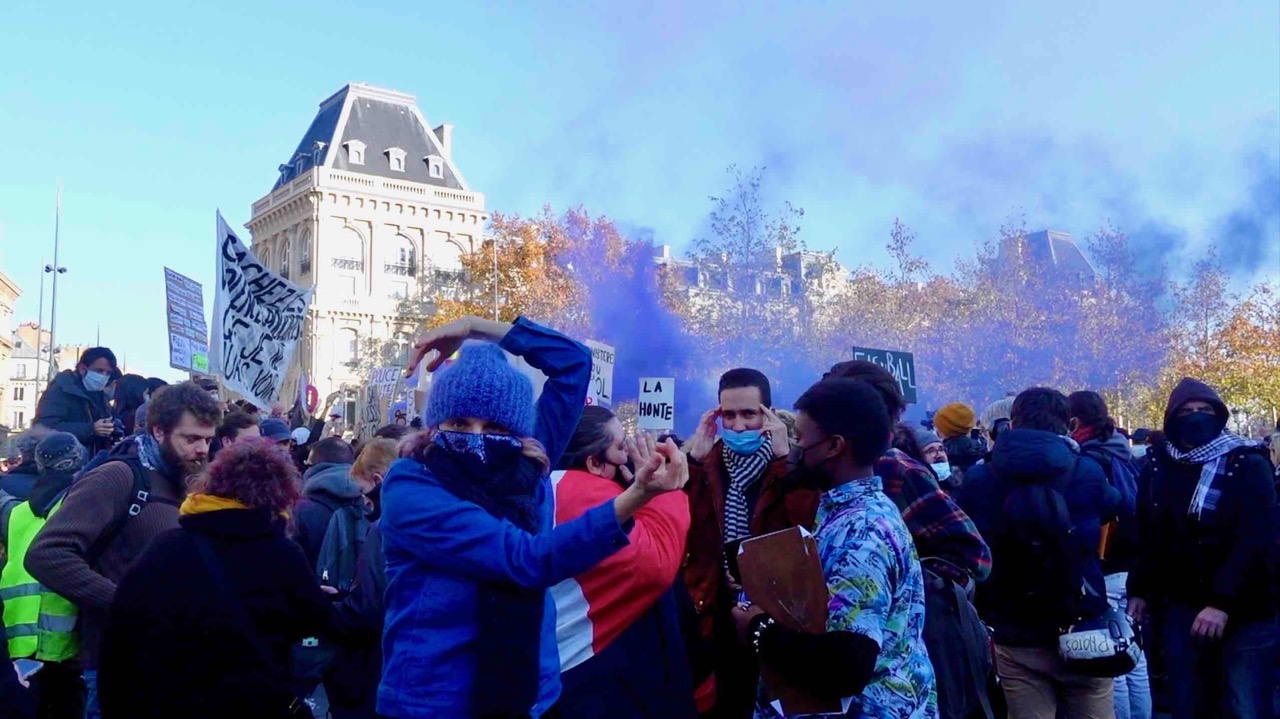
[377,316,688,719]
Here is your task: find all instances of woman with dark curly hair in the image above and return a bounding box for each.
[98,440,332,719]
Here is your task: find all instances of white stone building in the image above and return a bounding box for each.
[0,267,20,432]
[247,83,487,406]
[6,324,89,432]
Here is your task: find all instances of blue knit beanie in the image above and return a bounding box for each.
[426,343,535,437]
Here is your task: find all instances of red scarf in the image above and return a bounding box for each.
[1071,424,1099,445]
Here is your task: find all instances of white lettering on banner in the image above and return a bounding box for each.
[584,340,615,407]
[638,377,675,430]
[209,211,314,409]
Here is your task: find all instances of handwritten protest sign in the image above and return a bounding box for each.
[851,346,918,404]
[638,377,675,430]
[359,366,401,440]
[164,267,209,374]
[209,212,314,409]
[584,340,615,407]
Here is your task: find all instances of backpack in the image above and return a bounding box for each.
[1080,447,1138,516]
[997,460,1083,626]
[314,501,370,593]
[921,559,995,719]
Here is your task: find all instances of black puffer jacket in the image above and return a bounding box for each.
[33,371,110,453]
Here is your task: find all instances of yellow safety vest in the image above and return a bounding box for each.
[1,499,79,661]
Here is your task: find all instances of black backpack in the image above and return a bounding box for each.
[996,459,1083,626]
[314,501,369,592]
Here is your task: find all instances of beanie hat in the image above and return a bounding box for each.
[426,343,535,437]
[979,396,1015,430]
[934,403,976,440]
[35,432,88,474]
[913,427,943,450]
[9,432,40,462]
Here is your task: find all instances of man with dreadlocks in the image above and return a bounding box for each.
[1127,378,1278,719]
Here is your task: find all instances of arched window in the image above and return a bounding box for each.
[427,235,465,282]
[385,235,417,276]
[333,226,365,274]
[299,229,313,274]
[280,236,292,279]
[258,246,271,270]
[335,328,359,368]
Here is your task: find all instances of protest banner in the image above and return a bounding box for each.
[584,340,615,407]
[163,268,209,374]
[851,346,918,404]
[209,211,314,409]
[637,377,675,430]
[359,366,402,440]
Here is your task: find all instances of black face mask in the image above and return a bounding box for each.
[785,440,833,491]
[1173,412,1220,449]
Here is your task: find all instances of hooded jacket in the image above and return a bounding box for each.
[1127,379,1277,621]
[1078,432,1140,575]
[0,462,39,502]
[291,462,364,571]
[957,428,1121,647]
[33,370,111,452]
[24,438,187,667]
[98,503,332,719]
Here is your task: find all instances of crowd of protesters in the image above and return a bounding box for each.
[0,323,1277,719]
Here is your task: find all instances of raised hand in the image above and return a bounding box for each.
[687,409,720,462]
[621,430,656,484]
[404,316,514,376]
[761,405,790,458]
[636,439,690,494]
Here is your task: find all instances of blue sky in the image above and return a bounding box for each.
[1,1,1277,379]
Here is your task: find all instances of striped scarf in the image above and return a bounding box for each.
[1165,432,1258,518]
[722,440,774,542]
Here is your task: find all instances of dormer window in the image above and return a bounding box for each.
[343,140,366,165]
[386,147,406,172]
[425,155,444,179]
[310,140,327,166]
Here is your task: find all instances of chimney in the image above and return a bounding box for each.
[660,244,671,259]
[775,246,783,265]
[434,123,454,161]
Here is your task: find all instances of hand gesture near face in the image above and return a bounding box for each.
[687,409,720,462]
[761,405,790,458]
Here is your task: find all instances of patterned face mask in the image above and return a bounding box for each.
[433,430,524,471]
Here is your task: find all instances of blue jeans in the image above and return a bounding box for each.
[1105,573,1152,719]
[1162,604,1279,719]
[83,669,100,719]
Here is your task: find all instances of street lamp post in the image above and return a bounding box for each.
[46,186,67,380]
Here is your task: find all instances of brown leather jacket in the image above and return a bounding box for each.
[682,440,820,642]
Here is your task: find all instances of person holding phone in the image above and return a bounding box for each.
[682,368,813,717]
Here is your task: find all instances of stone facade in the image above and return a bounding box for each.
[0,268,20,432]
[247,84,487,405]
[7,323,88,431]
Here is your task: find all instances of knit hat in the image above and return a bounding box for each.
[426,343,535,437]
[913,427,943,450]
[934,402,976,440]
[979,396,1015,430]
[35,432,88,474]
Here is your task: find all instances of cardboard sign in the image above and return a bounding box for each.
[637,377,675,430]
[360,366,401,440]
[851,346,918,404]
[584,340,615,407]
[164,268,209,374]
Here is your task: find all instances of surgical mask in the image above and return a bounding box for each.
[931,462,953,481]
[722,428,766,456]
[1131,444,1147,459]
[1173,412,1220,449]
[83,371,110,393]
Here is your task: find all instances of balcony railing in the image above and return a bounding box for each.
[332,257,364,272]
[434,268,466,283]
[384,262,417,276]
